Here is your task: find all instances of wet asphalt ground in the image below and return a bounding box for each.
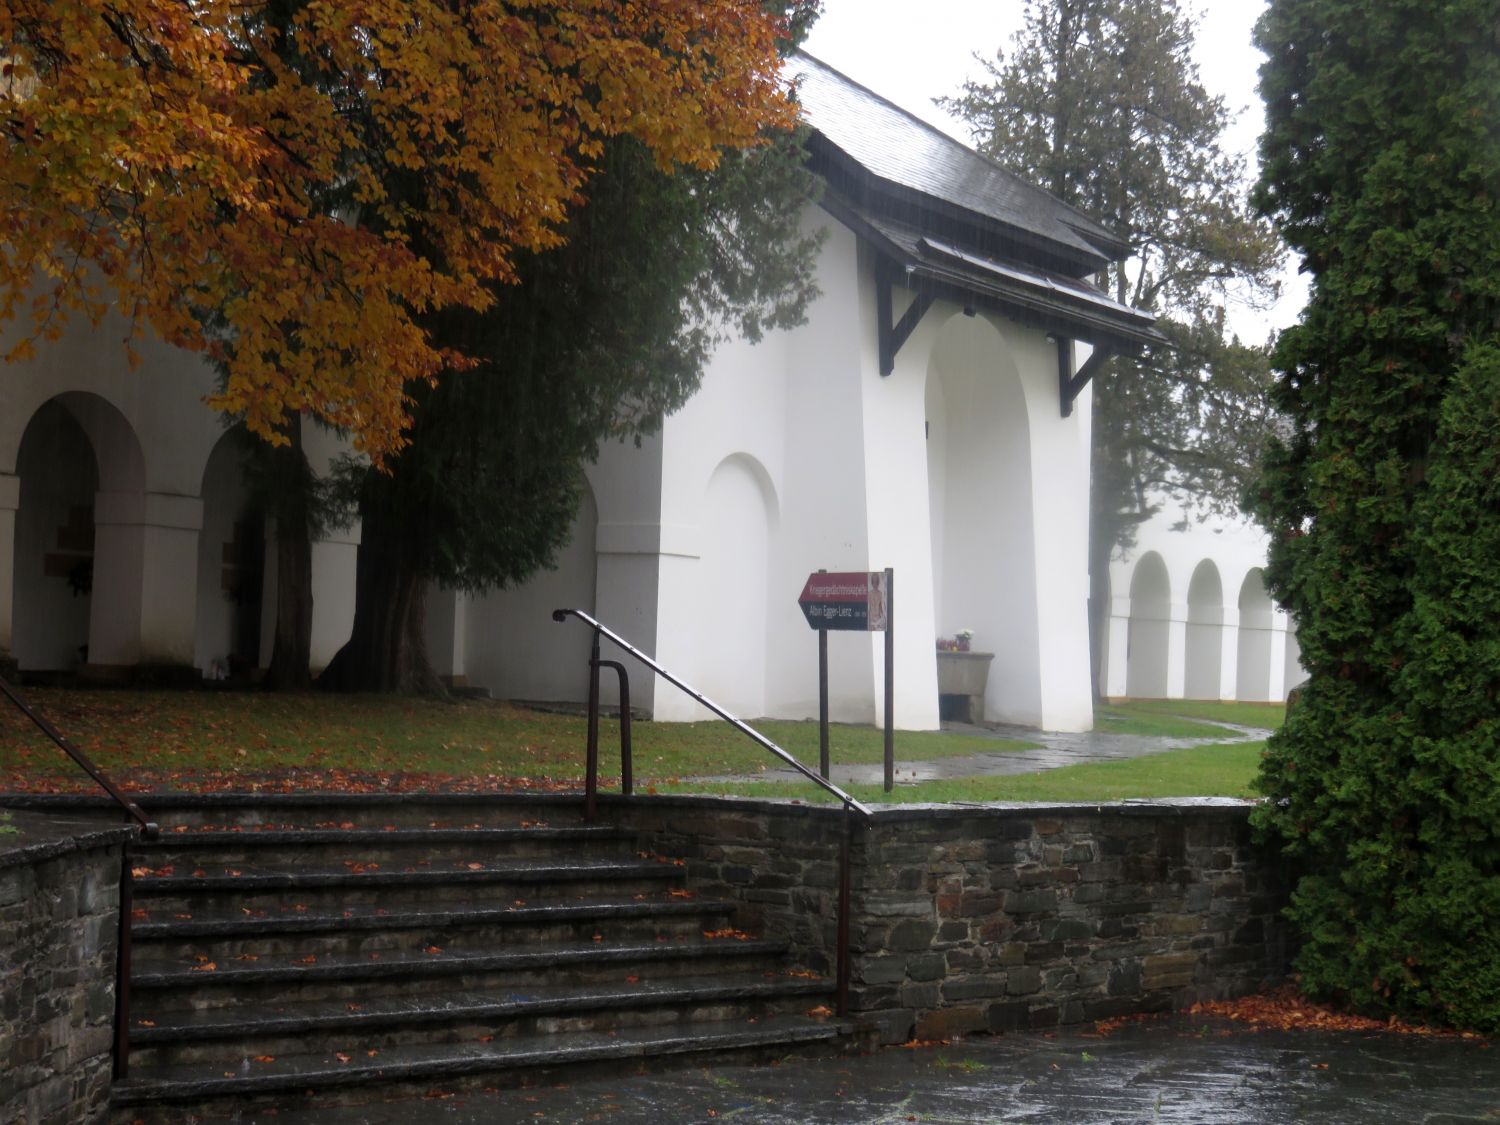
[213,1015,1497,1123]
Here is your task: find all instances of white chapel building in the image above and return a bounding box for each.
[2,55,1298,733]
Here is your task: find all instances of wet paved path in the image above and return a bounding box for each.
[225,1016,1497,1123]
[754,720,1272,787]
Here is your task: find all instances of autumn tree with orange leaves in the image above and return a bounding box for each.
[0,0,801,466]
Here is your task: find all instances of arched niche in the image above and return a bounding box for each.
[1125,551,1171,698]
[1236,568,1274,701]
[1184,559,1224,700]
[693,453,777,719]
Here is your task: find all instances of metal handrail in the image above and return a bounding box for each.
[0,671,157,1079]
[552,608,874,818]
[553,608,870,1018]
[0,674,158,839]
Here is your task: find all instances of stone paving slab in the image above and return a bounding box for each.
[191,1015,1497,1123]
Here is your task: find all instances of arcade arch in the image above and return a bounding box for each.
[194,429,262,678]
[11,393,148,671]
[1236,568,1274,701]
[1125,552,1171,698]
[1184,559,1224,700]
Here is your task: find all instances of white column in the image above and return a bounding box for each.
[1165,600,1189,700]
[89,490,145,667]
[1218,606,1240,701]
[90,490,202,668]
[1269,607,1292,702]
[138,493,204,666]
[0,473,17,659]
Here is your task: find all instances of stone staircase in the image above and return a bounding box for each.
[111,798,849,1119]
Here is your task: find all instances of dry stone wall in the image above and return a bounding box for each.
[0,812,131,1125]
[616,796,1290,1044]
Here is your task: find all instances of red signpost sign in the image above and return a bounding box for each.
[799,568,895,791]
[797,571,889,631]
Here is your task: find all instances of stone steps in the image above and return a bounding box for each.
[114,1016,847,1111]
[132,891,734,958]
[113,800,853,1116]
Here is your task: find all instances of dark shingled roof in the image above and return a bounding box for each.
[787,53,1162,351]
[788,52,1129,270]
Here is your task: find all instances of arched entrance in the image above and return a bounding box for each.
[1184,560,1224,700]
[12,401,99,670]
[195,429,262,678]
[12,393,147,671]
[925,312,1036,722]
[1126,552,1171,698]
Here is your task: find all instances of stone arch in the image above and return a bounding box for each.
[693,453,777,718]
[1184,559,1225,700]
[463,480,600,704]
[194,428,261,677]
[12,392,149,669]
[1126,551,1171,698]
[925,310,1037,721]
[1236,568,1275,701]
[12,401,100,670]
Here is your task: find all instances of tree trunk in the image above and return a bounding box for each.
[263,421,314,691]
[317,473,446,695]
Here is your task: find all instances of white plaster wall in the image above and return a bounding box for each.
[465,487,600,704]
[762,220,877,725]
[651,212,879,725]
[856,260,941,732]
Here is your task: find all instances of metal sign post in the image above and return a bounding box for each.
[798,569,895,792]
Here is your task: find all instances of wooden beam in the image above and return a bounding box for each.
[1057,338,1115,417]
[877,270,935,377]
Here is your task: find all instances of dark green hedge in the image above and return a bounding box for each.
[1251,0,1500,1031]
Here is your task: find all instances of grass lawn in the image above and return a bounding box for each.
[0,688,1033,793]
[1093,698,1285,738]
[665,739,1266,804]
[0,689,1272,802]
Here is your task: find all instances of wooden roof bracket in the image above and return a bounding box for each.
[876,266,935,377]
[1055,336,1114,418]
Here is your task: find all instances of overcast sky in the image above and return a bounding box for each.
[801,0,1307,339]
